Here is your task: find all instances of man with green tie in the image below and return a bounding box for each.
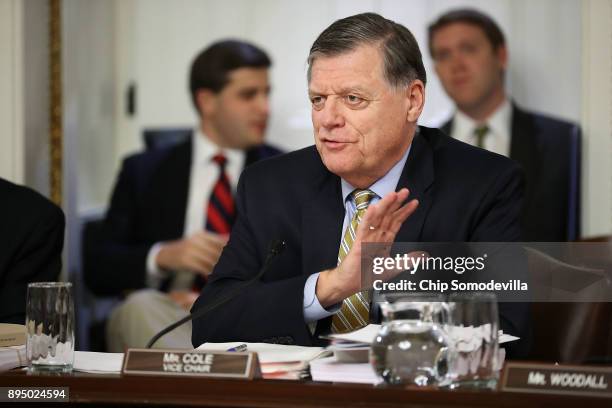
[429,8,581,241]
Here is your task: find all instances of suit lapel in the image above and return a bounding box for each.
[396,128,435,242]
[509,104,539,223]
[301,171,345,276]
[510,104,539,172]
[156,140,192,238]
[440,118,453,137]
[244,146,262,168]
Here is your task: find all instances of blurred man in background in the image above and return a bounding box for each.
[429,8,581,241]
[0,178,64,324]
[86,40,281,351]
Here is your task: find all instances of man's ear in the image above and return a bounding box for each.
[196,89,217,118]
[406,80,425,123]
[496,44,508,71]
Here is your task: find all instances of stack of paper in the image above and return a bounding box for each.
[0,323,27,372]
[73,352,124,374]
[0,345,26,372]
[310,356,382,384]
[197,342,331,380]
[328,324,520,345]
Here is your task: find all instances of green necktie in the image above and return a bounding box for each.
[331,189,376,333]
[473,124,489,149]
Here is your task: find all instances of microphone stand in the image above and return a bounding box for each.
[146,239,286,348]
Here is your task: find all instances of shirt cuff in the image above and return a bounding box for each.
[145,242,169,288]
[303,272,342,323]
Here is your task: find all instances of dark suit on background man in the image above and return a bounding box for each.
[191,127,530,357]
[87,39,279,351]
[428,9,581,242]
[441,104,580,242]
[85,137,281,296]
[0,178,64,324]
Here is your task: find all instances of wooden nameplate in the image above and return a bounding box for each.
[0,324,26,347]
[502,362,611,398]
[122,348,261,380]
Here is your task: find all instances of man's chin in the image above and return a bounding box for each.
[240,132,266,149]
[320,157,357,179]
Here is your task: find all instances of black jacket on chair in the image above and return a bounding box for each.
[84,138,282,296]
[441,104,581,241]
[191,126,530,357]
[0,178,64,324]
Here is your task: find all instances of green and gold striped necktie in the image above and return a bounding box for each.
[473,124,489,149]
[331,189,377,333]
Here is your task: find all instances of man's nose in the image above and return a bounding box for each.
[257,93,270,117]
[449,52,466,72]
[319,98,344,129]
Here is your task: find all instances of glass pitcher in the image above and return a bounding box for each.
[370,294,454,386]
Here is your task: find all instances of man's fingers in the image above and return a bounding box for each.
[389,199,419,234]
[364,189,410,229]
[378,189,411,231]
[184,251,215,275]
[188,234,227,256]
[360,189,412,235]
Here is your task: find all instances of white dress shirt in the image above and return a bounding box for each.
[146,129,245,290]
[451,99,512,157]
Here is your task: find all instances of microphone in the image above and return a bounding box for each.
[146,239,286,348]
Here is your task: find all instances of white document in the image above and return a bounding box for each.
[73,351,124,374]
[0,345,26,372]
[326,325,380,344]
[327,324,519,345]
[310,356,382,385]
[197,342,329,364]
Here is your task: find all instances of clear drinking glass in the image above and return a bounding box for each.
[370,294,453,386]
[446,292,499,390]
[26,282,75,372]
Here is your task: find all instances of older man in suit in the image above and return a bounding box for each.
[88,40,281,351]
[428,8,581,242]
[191,13,530,358]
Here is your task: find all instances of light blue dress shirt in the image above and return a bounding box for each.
[302,144,412,323]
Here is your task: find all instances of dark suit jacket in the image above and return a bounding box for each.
[441,104,581,241]
[191,127,530,357]
[0,178,65,324]
[84,138,282,296]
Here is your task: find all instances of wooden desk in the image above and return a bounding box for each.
[0,370,610,407]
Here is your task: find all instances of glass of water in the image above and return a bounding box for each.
[370,294,453,386]
[26,282,74,372]
[446,292,499,390]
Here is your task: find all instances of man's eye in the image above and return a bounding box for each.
[460,43,477,54]
[345,95,364,106]
[311,96,325,110]
[239,90,257,100]
[434,50,450,62]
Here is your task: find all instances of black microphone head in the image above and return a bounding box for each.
[269,239,286,256]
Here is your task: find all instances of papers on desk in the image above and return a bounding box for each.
[322,324,518,369]
[0,345,26,372]
[327,324,520,345]
[73,351,124,374]
[1,349,125,374]
[310,356,382,385]
[72,344,331,379]
[197,342,331,380]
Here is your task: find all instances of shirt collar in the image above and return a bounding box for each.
[487,98,512,140]
[340,143,412,204]
[453,99,512,142]
[452,98,512,154]
[193,127,244,167]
